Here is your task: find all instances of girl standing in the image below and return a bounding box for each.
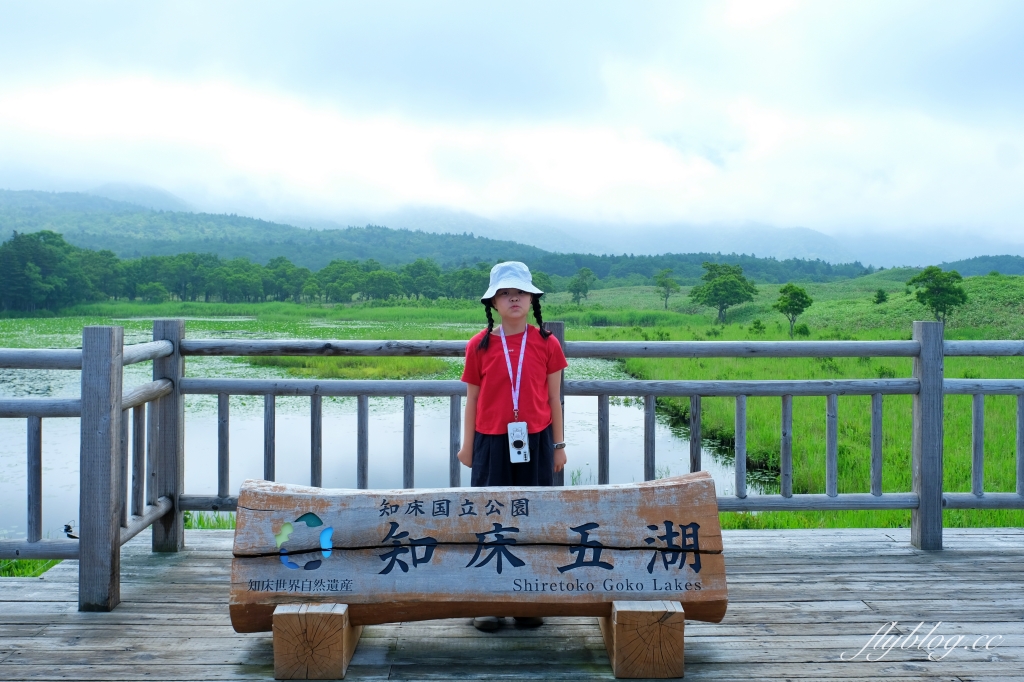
[456,261,567,630]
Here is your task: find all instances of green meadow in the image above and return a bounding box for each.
[248,355,459,380]
[0,558,60,577]
[2,268,1023,533]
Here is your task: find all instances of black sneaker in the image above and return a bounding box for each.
[513,616,544,628]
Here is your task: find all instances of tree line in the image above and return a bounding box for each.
[1,230,966,324]
[0,230,561,312]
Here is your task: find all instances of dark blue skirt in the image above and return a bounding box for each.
[471,424,554,487]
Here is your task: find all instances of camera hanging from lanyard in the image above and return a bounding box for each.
[500,325,530,464]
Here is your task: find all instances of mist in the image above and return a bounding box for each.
[1,1,1023,265]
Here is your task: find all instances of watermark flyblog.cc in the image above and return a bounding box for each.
[841,621,1003,661]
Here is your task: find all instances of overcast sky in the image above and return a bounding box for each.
[1,1,1022,245]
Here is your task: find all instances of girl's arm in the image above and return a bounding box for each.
[456,383,480,467]
[548,371,567,473]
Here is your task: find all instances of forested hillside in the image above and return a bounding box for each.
[1,190,875,284]
[0,190,546,270]
[942,254,1024,276]
[4,191,1013,315]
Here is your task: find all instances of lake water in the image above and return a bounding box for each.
[0,323,767,541]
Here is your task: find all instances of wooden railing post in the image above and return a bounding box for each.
[1017,394,1024,496]
[912,321,944,550]
[27,416,42,543]
[449,395,461,487]
[780,395,793,497]
[309,394,321,488]
[264,394,276,481]
[219,394,231,495]
[689,395,701,473]
[644,395,656,481]
[734,396,747,499]
[131,406,145,516]
[870,393,883,496]
[403,395,415,489]
[152,319,185,553]
[598,394,610,485]
[548,321,566,486]
[356,395,368,489]
[79,325,124,611]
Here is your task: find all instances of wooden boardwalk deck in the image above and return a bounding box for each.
[1,528,1021,681]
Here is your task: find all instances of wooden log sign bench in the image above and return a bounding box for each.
[230,471,728,679]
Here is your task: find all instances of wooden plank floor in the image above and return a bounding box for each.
[1,528,1021,681]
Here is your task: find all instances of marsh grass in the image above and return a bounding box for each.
[570,468,596,486]
[246,355,453,380]
[183,511,236,529]
[611,323,1024,529]
[0,559,60,577]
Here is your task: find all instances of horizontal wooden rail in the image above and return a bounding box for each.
[180,339,467,357]
[180,378,467,397]
[0,339,1016,370]
[180,495,238,512]
[566,340,921,358]
[0,348,82,370]
[177,491,1024,513]
[121,379,173,410]
[944,379,1024,395]
[717,492,919,511]
[121,340,174,366]
[942,492,1024,509]
[0,538,80,560]
[181,377,918,399]
[179,338,923,359]
[944,340,1024,356]
[0,398,81,418]
[119,496,174,545]
[183,492,923,513]
[565,379,918,397]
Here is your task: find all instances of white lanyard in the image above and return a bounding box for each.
[498,325,528,421]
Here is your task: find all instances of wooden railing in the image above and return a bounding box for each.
[0,324,180,611]
[1,319,1023,613]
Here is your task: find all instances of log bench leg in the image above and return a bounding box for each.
[273,604,363,680]
[599,600,685,679]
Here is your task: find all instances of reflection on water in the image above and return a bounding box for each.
[0,346,770,542]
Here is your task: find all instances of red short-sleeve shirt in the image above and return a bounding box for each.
[461,325,568,435]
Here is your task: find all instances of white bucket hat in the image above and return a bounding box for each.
[480,261,544,303]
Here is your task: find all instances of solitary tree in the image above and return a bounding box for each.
[689,262,757,323]
[873,289,888,304]
[773,283,813,338]
[906,266,967,323]
[568,267,596,305]
[654,268,681,309]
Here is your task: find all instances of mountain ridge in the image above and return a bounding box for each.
[4,188,1019,280]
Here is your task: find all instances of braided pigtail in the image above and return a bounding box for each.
[478,302,495,350]
[531,296,552,339]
